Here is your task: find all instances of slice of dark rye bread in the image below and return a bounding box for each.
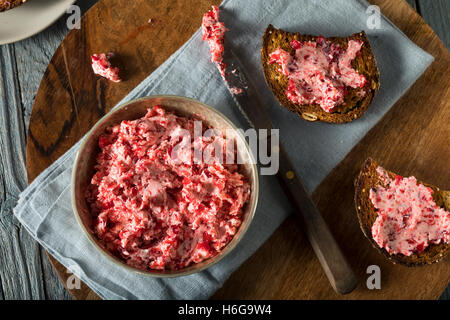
[261,24,380,123]
[354,158,450,266]
[0,0,27,12]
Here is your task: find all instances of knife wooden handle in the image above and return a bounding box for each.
[276,142,358,295]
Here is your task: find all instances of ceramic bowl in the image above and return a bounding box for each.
[71,95,259,277]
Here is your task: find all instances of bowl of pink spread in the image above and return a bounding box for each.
[71,95,258,277]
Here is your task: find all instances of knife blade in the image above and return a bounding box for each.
[220,48,358,295]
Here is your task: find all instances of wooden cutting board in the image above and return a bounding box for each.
[26,0,449,300]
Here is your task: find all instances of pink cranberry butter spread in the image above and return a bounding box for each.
[202,6,227,74]
[370,167,450,256]
[269,37,367,113]
[86,106,251,271]
[91,53,121,83]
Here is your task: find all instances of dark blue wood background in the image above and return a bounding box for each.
[0,0,448,300]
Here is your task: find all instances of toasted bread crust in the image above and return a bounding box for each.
[261,24,380,123]
[0,0,27,12]
[354,158,450,266]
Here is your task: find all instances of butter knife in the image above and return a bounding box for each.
[220,48,358,295]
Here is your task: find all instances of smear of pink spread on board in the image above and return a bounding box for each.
[86,106,251,271]
[370,167,450,256]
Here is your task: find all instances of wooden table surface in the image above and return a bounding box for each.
[0,0,448,300]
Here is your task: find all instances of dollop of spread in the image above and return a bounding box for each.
[370,167,450,256]
[91,53,121,83]
[86,106,251,271]
[269,37,367,113]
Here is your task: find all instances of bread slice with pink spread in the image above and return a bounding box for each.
[261,24,380,123]
[355,158,450,266]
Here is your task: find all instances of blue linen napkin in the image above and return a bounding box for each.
[14,0,433,299]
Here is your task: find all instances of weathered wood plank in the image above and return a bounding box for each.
[0,44,45,299]
[0,147,5,301]
[418,0,449,49]
[0,46,27,192]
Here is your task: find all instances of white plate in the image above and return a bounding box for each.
[0,0,76,45]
